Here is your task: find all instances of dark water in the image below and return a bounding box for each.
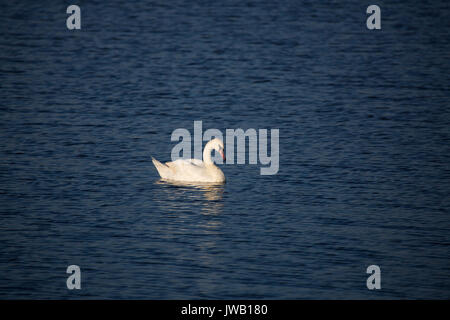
[0,0,449,299]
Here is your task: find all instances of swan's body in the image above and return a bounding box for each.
[152,138,226,183]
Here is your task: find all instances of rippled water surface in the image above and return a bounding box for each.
[0,1,449,299]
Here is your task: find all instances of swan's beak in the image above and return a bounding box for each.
[220,150,226,162]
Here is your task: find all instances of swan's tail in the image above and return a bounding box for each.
[151,157,171,179]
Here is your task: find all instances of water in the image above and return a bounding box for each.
[0,0,449,299]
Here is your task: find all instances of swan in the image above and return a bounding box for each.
[152,138,226,183]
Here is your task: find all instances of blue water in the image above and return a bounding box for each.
[0,0,449,299]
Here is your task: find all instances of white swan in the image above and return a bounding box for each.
[152,138,226,183]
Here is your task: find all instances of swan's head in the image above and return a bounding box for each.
[208,138,226,161]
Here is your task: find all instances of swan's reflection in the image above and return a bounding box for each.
[155,179,224,216]
[153,179,225,282]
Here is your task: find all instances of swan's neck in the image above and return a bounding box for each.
[203,142,215,166]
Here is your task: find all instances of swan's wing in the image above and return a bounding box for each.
[186,159,204,167]
[166,159,204,170]
[163,159,215,181]
[152,157,175,179]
